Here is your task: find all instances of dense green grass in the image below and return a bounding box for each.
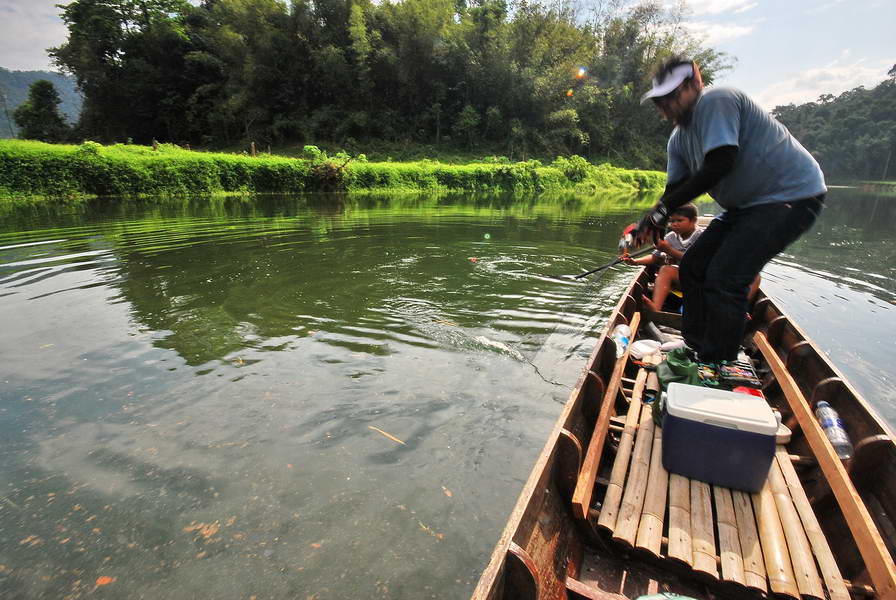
[0,140,666,200]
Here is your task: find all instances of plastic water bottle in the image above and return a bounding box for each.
[815,401,854,459]
[611,324,631,358]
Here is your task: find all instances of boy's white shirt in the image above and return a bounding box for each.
[654,225,705,262]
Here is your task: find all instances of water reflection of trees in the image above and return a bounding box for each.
[100,194,644,365]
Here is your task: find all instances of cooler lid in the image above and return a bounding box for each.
[666,382,777,435]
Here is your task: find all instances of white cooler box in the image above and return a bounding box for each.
[661,382,778,492]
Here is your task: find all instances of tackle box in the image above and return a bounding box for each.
[662,382,778,492]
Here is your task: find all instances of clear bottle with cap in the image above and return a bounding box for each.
[611,324,631,358]
[814,401,854,460]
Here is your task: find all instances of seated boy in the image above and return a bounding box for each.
[623,203,703,312]
[624,203,760,312]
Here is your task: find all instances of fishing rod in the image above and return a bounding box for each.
[572,245,656,279]
[523,243,654,385]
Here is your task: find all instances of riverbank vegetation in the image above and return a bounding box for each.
[43,0,728,169]
[773,68,896,182]
[0,139,665,199]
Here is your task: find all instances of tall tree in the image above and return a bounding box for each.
[13,80,70,142]
[50,0,194,142]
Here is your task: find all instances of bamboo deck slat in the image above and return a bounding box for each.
[753,480,800,598]
[635,420,668,556]
[667,473,693,565]
[597,369,647,531]
[612,402,655,546]
[690,480,719,578]
[732,489,767,593]
[767,455,825,598]
[713,486,746,586]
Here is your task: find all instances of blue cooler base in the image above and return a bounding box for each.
[662,412,776,492]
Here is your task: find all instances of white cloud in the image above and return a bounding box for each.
[805,0,848,15]
[0,1,69,71]
[681,20,756,45]
[754,56,893,110]
[686,0,759,16]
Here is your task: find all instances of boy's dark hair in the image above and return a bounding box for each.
[670,203,698,220]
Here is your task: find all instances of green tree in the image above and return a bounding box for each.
[50,0,195,142]
[454,104,480,147]
[13,80,70,141]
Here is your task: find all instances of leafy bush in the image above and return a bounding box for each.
[303,145,325,161]
[76,141,102,157]
[551,155,590,182]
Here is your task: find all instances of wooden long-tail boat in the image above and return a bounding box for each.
[472,266,896,600]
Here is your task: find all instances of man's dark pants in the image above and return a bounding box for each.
[679,196,824,362]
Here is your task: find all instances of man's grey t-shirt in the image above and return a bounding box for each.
[666,87,826,210]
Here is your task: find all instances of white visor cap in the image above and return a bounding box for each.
[640,63,694,104]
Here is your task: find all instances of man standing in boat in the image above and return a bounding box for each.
[632,57,826,367]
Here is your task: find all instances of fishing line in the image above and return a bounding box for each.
[513,258,625,389]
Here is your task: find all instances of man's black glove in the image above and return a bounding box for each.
[633,202,669,247]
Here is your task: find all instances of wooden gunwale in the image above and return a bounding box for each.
[472,268,896,600]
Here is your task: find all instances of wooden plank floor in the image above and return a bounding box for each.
[595,417,850,599]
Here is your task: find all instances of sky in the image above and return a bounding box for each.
[0,0,893,110]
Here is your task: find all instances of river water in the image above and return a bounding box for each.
[0,188,893,599]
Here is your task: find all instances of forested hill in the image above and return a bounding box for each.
[773,71,896,182]
[46,0,728,169]
[0,68,81,138]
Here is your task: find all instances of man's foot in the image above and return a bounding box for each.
[696,361,722,387]
[642,294,659,312]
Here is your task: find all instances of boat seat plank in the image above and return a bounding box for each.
[566,576,626,600]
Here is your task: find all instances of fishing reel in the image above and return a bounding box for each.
[619,203,669,254]
[618,223,638,254]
